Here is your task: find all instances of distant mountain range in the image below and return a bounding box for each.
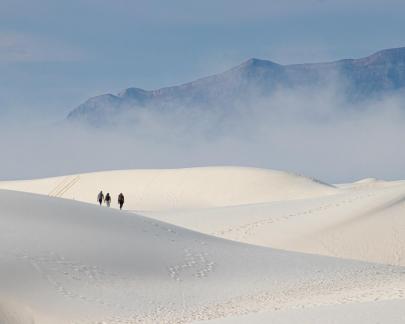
[67,47,405,126]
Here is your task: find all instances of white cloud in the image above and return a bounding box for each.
[1,83,405,183]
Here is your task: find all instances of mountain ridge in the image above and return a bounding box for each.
[67,47,405,125]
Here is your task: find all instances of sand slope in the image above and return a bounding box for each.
[202,299,405,324]
[145,180,405,266]
[1,189,405,323]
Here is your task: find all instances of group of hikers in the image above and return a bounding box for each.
[97,191,125,210]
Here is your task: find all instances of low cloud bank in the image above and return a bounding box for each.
[1,85,405,183]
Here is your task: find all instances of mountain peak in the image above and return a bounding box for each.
[239,58,279,69]
[373,46,405,56]
[118,87,149,98]
[358,46,405,65]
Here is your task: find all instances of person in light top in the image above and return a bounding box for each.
[104,193,111,207]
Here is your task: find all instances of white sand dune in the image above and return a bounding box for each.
[1,167,405,323]
[0,167,337,210]
[1,189,405,323]
[0,299,38,324]
[335,177,405,189]
[145,179,405,266]
[1,167,405,265]
[202,299,405,324]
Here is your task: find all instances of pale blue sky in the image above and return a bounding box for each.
[1,0,405,122]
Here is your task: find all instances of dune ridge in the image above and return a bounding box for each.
[0,167,337,210]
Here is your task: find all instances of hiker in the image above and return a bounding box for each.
[105,193,111,207]
[97,191,104,206]
[118,192,125,210]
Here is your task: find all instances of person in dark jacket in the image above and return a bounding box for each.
[118,193,125,210]
[97,191,104,206]
[105,193,111,207]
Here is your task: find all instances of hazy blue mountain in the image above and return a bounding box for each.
[67,47,405,126]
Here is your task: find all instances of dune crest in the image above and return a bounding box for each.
[0,167,337,211]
